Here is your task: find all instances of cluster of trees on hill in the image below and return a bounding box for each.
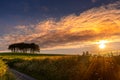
[8,42,40,53]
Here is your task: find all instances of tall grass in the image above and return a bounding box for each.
[1,53,120,80]
[0,60,16,80]
[0,60,7,77]
[6,56,90,80]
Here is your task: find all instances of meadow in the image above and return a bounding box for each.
[0,52,120,80]
[0,52,91,80]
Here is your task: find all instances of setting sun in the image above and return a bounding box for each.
[98,40,107,49]
[99,44,105,49]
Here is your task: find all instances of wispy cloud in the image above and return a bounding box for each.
[0,1,120,51]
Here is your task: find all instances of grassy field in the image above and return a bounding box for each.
[0,52,69,60]
[0,52,91,80]
[0,52,120,80]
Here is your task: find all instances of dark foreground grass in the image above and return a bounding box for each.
[4,55,90,80]
[0,52,92,80]
[0,71,16,80]
[113,55,120,65]
[0,52,72,80]
[2,52,120,80]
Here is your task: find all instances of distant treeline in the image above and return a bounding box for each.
[8,42,40,53]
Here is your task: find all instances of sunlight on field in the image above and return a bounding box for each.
[0,53,70,61]
[0,59,16,80]
[0,60,7,77]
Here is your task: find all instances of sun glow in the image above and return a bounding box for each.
[99,44,106,49]
[98,40,107,49]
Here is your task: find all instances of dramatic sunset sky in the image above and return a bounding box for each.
[0,0,120,54]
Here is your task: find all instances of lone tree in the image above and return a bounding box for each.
[8,42,40,53]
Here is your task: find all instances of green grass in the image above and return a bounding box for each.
[1,52,120,80]
[0,59,16,80]
[0,52,68,56]
[2,54,90,80]
[0,52,91,80]
[0,52,72,62]
[0,71,16,80]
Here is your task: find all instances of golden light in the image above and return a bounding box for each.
[98,40,107,49]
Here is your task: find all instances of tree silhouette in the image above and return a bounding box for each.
[82,51,90,56]
[8,42,40,54]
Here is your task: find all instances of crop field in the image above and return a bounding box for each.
[0,53,120,80]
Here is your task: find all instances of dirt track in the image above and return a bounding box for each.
[10,69,36,80]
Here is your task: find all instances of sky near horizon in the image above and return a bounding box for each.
[0,0,120,54]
